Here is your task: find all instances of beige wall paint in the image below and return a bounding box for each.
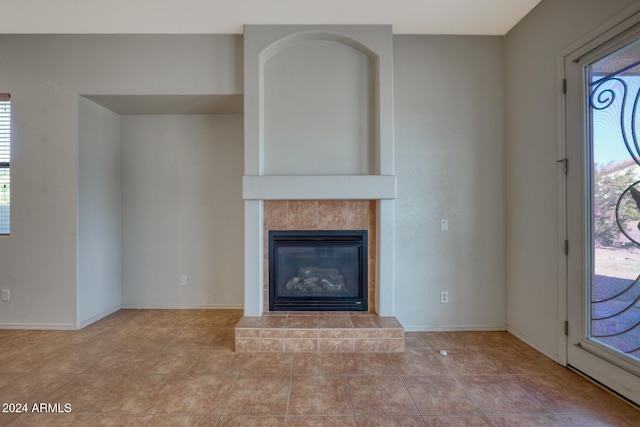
[4,13,625,335]
[121,114,244,308]
[504,0,637,360]
[0,32,510,329]
[78,97,122,326]
[0,35,241,328]
[393,35,506,330]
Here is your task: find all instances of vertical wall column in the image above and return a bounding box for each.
[243,25,395,316]
[377,199,394,315]
[244,199,264,316]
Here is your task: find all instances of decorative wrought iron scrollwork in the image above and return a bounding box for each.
[589,58,640,360]
[590,63,640,167]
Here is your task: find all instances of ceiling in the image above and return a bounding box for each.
[1,0,542,35]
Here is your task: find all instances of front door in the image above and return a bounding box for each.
[566,23,640,405]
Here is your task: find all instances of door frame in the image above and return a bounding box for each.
[558,1,640,405]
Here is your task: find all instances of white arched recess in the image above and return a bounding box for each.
[242,25,396,316]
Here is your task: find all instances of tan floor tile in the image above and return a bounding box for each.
[42,326,107,346]
[191,311,236,327]
[350,316,378,329]
[157,374,236,415]
[479,347,567,376]
[402,375,484,416]
[240,352,294,375]
[318,315,353,329]
[342,353,399,375]
[557,412,640,427]
[168,327,221,347]
[222,375,291,416]
[289,375,353,415]
[404,332,428,348]
[423,416,494,426]
[0,373,76,404]
[107,310,166,328]
[355,415,426,426]
[88,346,200,375]
[90,309,142,327]
[1,310,639,425]
[0,372,24,389]
[30,344,112,374]
[148,414,218,426]
[262,316,287,328]
[97,374,181,414]
[348,375,419,415]
[190,349,245,375]
[149,311,200,327]
[512,374,637,415]
[5,413,152,426]
[235,338,260,352]
[415,332,472,349]
[216,415,286,426]
[437,348,502,375]
[84,346,152,374]
[319,338,354,352]
[261,338,284,351]
[0,412,21,426]
[126,327,184,347]
[286,316,319,329]
[389,348,447,375]
[284,337,319,352]
[90,327,144,347]
[44,373,128,413]
[140,347,203,375]
[293,352,345,375]
[288,415,356,426]
[211,327,237,350]
[0,345,59,373]
[453,331,524,348]
[490,415,564,426]
[458,375,548,415]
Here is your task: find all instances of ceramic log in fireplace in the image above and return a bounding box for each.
[269,230,368,311]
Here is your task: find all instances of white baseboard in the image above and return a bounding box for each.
[403,324,507,332]
[120,303,244,310]
[507,325,563,364]
[0,322,77,330]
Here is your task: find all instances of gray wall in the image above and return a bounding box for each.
[393,35,506,330]
[121,114,244,308]
[504,0,637,359]
[263,40,373,175]
[0,35,241,328]
[5,18,618,337]
[0,32,508,329]
[78,97,122,326]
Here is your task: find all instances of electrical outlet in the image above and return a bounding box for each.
[2,289,10,301]
[181,275,188,286]
[440,219,449,231]
[440,291,449,304]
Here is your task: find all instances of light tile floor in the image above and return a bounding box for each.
[0,309,639,426]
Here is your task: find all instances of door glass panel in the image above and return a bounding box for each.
[588,38,640,362]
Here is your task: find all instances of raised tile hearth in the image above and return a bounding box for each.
[235,312,404,353]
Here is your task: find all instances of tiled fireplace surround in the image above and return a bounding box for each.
[235,200,405,353]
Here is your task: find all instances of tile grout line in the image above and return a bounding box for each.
[450,372,493,422]
[343,352,358,425]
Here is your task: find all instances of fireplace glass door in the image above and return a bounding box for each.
[269,230,368,311]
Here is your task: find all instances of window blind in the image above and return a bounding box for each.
[0,94,10,234]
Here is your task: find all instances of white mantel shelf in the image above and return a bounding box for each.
[243,175,397,200]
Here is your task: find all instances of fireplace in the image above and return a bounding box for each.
[269,230,368,311]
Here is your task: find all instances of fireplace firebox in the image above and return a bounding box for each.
[269,230,368,311]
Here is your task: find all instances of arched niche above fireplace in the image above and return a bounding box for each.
[263,37,375,175]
